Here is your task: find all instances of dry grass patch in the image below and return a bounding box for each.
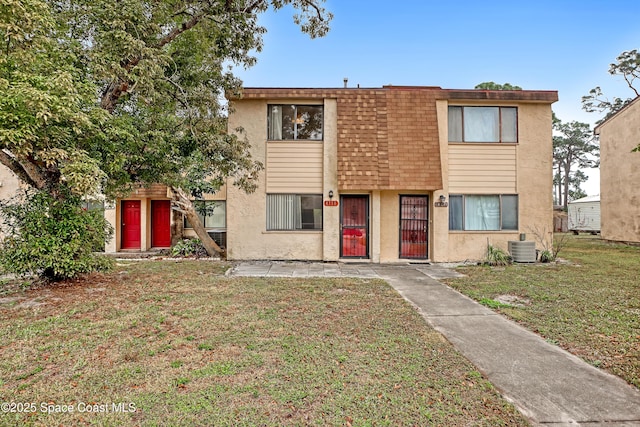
[447,234,640,389]
[0,260,528,426]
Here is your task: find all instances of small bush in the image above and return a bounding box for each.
[171,238,207,258]
[528,226,567,261]
[0,191,113,281]
[539,250,554,263]
[484,244,512,266]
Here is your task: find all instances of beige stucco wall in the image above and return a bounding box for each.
[322,99,340,260]
[597,99,640,243]
[0,166,21,201]
[434,102,554,261]
[105,202,117,252]
[0,166,23,239]
[226,98,337,260]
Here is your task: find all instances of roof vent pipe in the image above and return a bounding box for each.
[343,77,348,88]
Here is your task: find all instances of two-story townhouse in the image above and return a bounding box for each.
[226,85,558,262]
[0,85,557,260]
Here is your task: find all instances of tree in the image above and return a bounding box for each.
[80,0,331,257]
[0,0,116,280]
[552,115,599,209]
[582,49,640,124]
[0,0,108,198]
[475,82,522,90]
[1,0,334,264]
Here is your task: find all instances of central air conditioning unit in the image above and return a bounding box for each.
[508,241,536,263]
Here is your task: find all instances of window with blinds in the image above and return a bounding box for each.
[266,194,322,230]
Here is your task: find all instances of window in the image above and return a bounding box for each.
[81,200,105,211]
[449,195,518,231]
[268,104,323,140]
[266,194,322,230]
[184,201,226,229]
[448,106,517,143]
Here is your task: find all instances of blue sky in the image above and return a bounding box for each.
[234,1,640,195]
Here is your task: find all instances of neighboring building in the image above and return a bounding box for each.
[567,195,600,234]
[594,96,640,244]
[225,85,558,262]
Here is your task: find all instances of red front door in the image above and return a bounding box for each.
[340,195,369,258]
[151,200,171,248]
[121,200,141,249]
[399,195,429,259]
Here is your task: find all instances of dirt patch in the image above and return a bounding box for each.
[14,299,48,309]
[0,296,26,305]
[495,294,531,307]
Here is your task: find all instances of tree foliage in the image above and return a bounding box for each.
[474,82,522,90]
[0,0,108,197]
[582,49,640,123]
[0,0,333,273]
[552,114,599,208]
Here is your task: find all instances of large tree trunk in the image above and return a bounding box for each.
[170,186,225,258]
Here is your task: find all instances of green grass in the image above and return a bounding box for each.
[0,260,528,426]
[446,234,640,388]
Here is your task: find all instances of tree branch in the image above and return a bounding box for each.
[624,74,640,97]
[157,12,205,51]
[101,10,206,112]
[301,0,325,21]
[0,150,46,190]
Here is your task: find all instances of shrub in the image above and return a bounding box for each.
[539,250,554,263]
[527,225,568,262]
[171,238,208,258]
[0,191,113,281]
[484,244,512,266]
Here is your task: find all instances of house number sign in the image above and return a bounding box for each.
[324,200,339,207]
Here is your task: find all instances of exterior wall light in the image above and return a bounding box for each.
[328,190,334,199]
[439,194,446,203]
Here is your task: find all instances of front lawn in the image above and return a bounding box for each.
[0,261,528,426]
[446,234,640,389]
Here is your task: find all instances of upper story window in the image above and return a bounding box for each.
[448,106,517,143]
[268,104,323,140]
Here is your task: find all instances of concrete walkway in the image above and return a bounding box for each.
[231,261,640,426]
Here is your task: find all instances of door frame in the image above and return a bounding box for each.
[151,200,172,248]
[339,194,370,259]
[121,200,141,250]
[398,194,429,259]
